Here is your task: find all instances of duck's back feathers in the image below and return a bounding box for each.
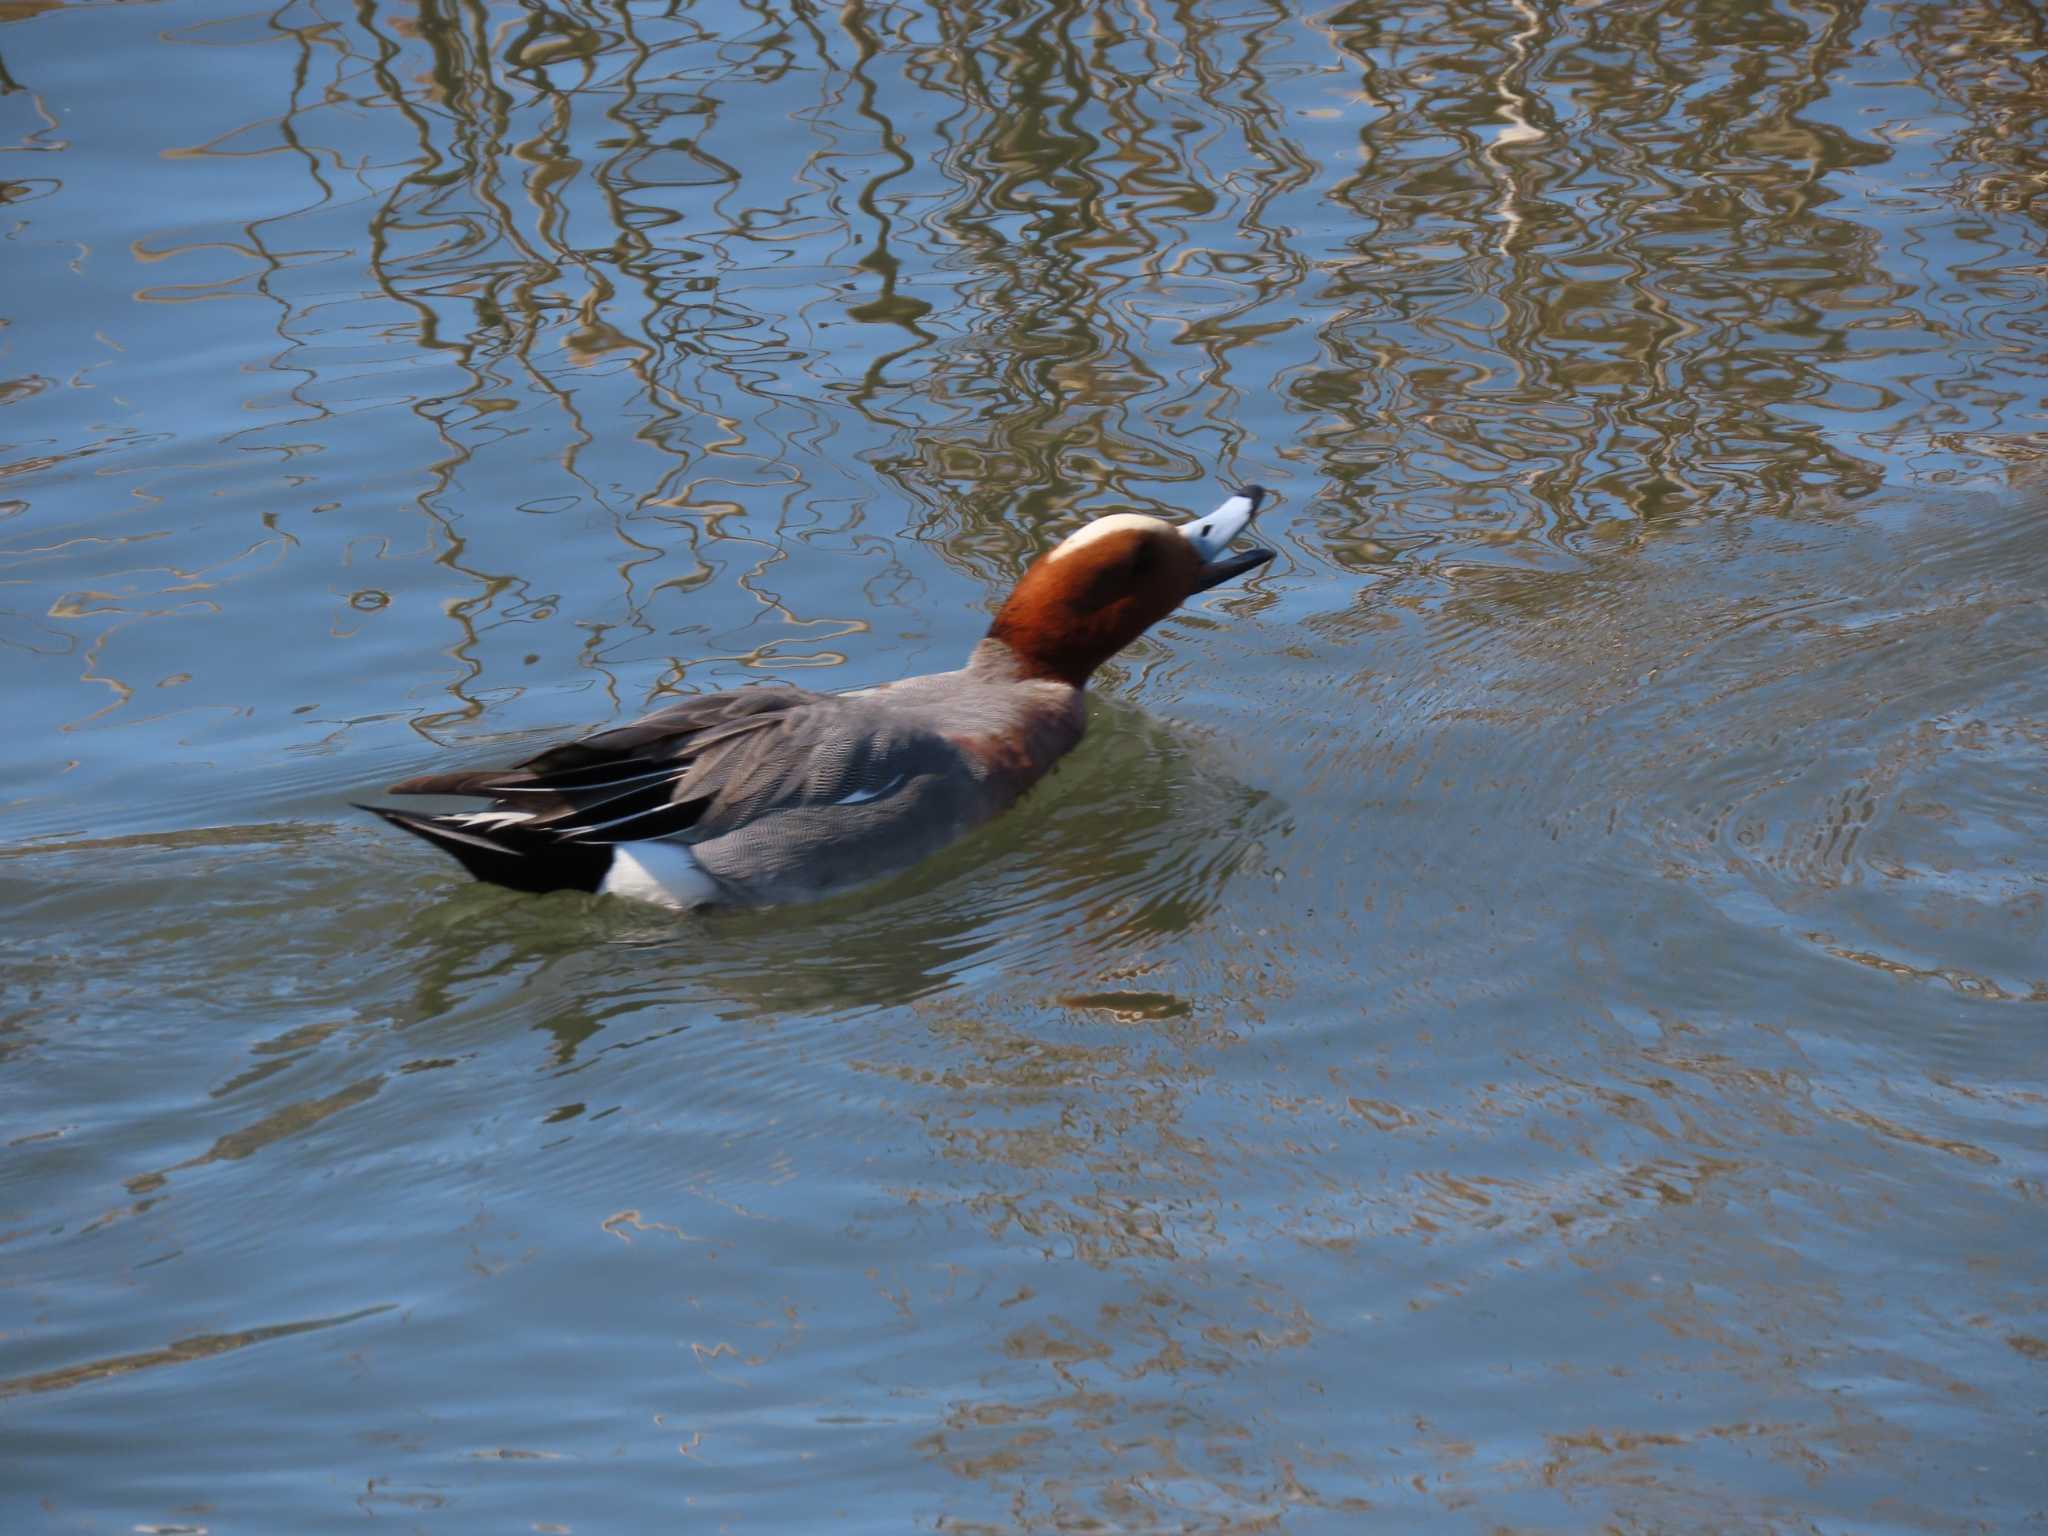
[366,682,1065,907]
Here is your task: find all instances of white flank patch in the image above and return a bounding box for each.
[599,841,721,911]
[1044,513,1170,562]
[449,810,536,829]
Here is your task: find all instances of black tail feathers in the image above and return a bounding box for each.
[356,805,611,896]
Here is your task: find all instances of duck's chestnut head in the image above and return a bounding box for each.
[987,487,1274,687]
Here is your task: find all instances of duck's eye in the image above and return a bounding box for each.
[1077,540,1151,605]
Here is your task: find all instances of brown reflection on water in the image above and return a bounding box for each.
[850,0,1313,572]
[101,0,1331,696]
[0,1304,395,1401]
[124,1075,385,1197]
[15,0,2038,739]
[1309,0,1954,539]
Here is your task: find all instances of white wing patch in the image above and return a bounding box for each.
[834,772,905,807]
[449,811,536,829]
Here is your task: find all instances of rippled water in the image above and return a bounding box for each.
[5,0,2046,1529]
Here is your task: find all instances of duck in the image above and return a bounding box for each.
[361,486,1275,909]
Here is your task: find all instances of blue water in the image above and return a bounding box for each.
[4,0,2045,1529]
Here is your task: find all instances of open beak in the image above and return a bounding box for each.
[1180,485,1276,592]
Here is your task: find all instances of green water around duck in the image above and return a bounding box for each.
[3,1,2044,1529]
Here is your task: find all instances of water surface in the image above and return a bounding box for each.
[4,0,2045,1530]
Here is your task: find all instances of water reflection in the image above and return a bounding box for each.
[5,0,2048,1529]
[6,0,2041,767]
[0,1304,396,1401]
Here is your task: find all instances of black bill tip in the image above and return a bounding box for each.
[1193,545,1276,591]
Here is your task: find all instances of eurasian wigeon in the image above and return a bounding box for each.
[362,487,1274,909]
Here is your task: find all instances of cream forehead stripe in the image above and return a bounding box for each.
[1044,513,1174,562]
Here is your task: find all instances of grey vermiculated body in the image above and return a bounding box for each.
[426,639,1086,906]
[685,641,1084,903]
